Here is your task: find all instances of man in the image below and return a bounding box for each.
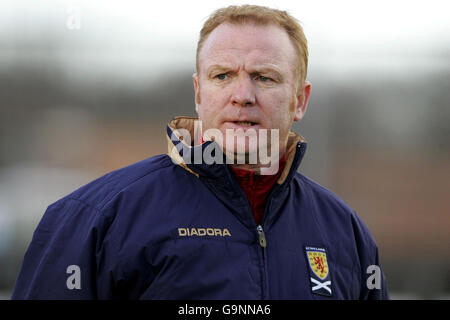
[12,5,388,299]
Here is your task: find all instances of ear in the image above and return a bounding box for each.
[294,81,311,121]
[193,73,201,113]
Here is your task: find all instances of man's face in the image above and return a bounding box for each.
[193,22,310,161]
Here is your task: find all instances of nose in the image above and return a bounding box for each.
[231,74,256,107]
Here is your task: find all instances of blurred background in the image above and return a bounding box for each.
[0,0,449,299]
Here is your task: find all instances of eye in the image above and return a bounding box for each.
[215,73,228,80]
[257,75,272,82]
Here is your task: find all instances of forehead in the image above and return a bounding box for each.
[198,22,297,72]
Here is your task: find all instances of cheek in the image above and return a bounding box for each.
[197,88,227,124]
[201,95,223,116]
[261,90,296,126]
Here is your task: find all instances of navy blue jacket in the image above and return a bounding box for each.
[12,117,388,299]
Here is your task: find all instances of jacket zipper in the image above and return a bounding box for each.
[257,225,267,249]
[256,225,268,299]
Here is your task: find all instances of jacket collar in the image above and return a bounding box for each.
[166,116,307,187]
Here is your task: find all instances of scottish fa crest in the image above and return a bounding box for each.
[304,246,332,296]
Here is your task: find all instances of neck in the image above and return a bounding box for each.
[226,144,286,175]
[228,153,287,225]
[229,152,287,176]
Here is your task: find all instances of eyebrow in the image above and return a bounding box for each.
[246,65,285,83]
[206,64,284,81]
[206,64,234,75]
[251,66,283,78]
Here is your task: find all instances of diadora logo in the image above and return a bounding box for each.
[178,227,231,237]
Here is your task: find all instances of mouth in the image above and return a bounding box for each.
[232,121,258,126]
[223,119,261,131]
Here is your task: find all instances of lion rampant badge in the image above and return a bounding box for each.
[306,249,329,280]
[304,246,332,296]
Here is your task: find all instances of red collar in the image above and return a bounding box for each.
[229,154,287,225]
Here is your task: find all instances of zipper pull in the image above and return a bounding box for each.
[257,225,267,248]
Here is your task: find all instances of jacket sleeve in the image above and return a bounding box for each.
[11,197,116,299]
[350,212,389,300]
[362,246,389,300]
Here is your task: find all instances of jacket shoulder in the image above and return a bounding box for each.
[64,154,173,211]
[294,172,378,247]
[294,172,355,215]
